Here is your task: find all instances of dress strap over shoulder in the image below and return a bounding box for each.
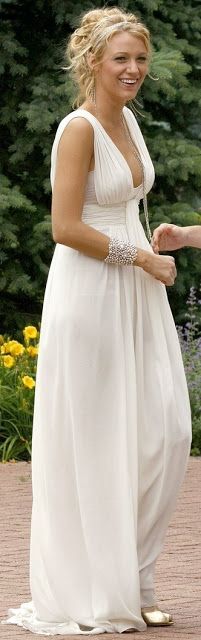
[50,109,97,190]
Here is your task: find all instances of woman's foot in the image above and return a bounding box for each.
[141,605,174,626]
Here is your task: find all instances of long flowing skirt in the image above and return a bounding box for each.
[3,200,191,635]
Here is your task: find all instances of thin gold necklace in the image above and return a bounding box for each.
[121,113,152,243]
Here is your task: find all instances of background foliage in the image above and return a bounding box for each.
[0,0,201,333]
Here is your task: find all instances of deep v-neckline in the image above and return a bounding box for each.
[78,108,143,192]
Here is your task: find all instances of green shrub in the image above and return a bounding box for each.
[0,326,38,460]
[177,286,201,455]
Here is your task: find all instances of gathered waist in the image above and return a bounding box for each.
[82,201,139,226]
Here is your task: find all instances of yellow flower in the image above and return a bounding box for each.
[1,342,10,354]
[1,340,25,355]
[22,375,35,389]
[2,355,15,368]
[0,335,4,345]
[26,345,39,357]
[23,325,38,341]
[8,340,25,356]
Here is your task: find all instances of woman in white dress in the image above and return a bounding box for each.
[4,6,191,635]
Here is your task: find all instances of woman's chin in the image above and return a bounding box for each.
[119,88,139,101]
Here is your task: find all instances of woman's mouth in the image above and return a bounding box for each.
[119,78,138,86]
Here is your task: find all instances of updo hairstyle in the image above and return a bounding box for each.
[66,7,151,107]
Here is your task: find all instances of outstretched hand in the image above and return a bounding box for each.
[152,223,185,253]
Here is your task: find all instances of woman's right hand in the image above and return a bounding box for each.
[137,250,177,286]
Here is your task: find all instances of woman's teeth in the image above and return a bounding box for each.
[120,79,137,84]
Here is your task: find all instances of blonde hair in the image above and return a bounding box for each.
[66,7,151,107]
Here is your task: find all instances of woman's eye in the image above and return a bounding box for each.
[115,56,147,63]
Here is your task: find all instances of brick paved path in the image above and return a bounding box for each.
[0,458,200,639]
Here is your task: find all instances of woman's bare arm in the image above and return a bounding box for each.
[51,117,176,286]
[51,117,110,259]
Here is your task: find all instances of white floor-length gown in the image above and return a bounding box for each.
[3,106,191,634]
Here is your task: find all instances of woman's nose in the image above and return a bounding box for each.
[126,58,139,74]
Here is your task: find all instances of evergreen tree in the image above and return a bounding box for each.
[0,0,201,332]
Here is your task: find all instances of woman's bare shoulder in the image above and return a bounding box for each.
[57,115,94,163]
[60,114,94,142]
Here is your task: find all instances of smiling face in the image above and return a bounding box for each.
[94,31,149,105]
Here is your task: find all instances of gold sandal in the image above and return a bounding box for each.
[141,606,174,626]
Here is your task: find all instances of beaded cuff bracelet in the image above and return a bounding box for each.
[104,237,138,265]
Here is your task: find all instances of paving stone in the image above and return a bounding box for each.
[0,458,200,639]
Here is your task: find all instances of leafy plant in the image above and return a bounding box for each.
[0,326,38,461]
[177,286,201,455]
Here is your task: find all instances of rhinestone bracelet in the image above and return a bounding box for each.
[104,237,138,265]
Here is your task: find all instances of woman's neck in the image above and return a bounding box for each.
[81,94,126,129]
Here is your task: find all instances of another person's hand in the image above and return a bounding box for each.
[152,223,186,253]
